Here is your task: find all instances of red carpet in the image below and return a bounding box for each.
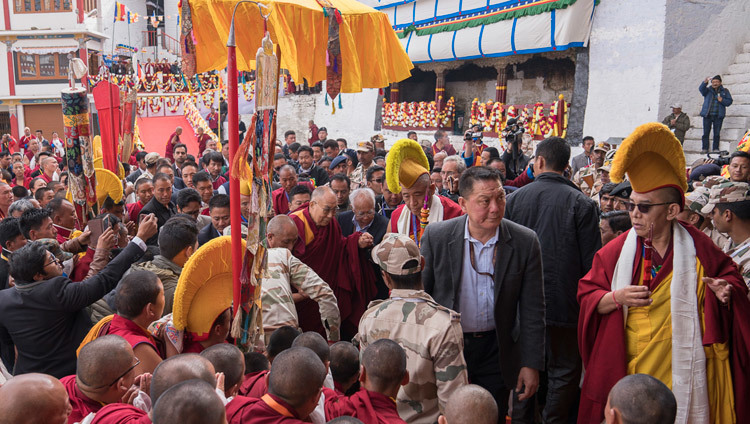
[137,116,200,157]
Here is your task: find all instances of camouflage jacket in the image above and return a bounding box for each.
[726,238,750,289]
[349,163,374,189]
[358,289,468,424]
[262,248,341,342]
[573,165,602,198]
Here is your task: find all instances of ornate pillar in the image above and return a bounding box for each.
[435,69,445,111]
[495,65,507,104]
[389,82,400,103]
[4,39,15,96]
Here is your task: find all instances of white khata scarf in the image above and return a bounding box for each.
[395,194,444,236]
[611,222,709,424]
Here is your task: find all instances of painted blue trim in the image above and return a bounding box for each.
[510,17,517,52]
[478,24,485,57]
[451,30,458,59]
[412,0,417,24]
[393,5,398,26]
[410,41,586,63]
[390,0,565,31]
[550,9,556,49]
[405,31,414,54]
[372,0,415,10]
[426,33,434,61]
[458,0,464,16]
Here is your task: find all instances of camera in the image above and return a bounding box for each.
[503,118,525,145]
[707,150,731,166]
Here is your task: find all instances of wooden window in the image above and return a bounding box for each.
[14,52,71,82]
[14,0,71,13]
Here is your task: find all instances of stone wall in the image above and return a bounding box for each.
[659,0,750,120]
[583,0,668,141]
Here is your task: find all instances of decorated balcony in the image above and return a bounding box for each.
[469,94,570,138]
[382,96,455,130]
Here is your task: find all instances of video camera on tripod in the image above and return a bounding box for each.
[502,118,525,145]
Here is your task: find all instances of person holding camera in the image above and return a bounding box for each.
[500,119,530,180]
[699,75,733,153]
[460,125,486,168]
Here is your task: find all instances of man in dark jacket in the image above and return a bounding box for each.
[699,75,733,153]
[139,173,177,245]
[421,166,545,421]
[0,215,157,378]
[504,137,601,422]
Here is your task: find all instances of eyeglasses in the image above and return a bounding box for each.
[43,256,61,267]
[79,358,141,390]
[369,178,384,184]
[623,202,674,214]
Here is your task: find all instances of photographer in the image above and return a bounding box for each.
[501,118,530,180]
[699,75,733,153]
[460,125,486,167]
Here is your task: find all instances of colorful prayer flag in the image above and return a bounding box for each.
[114,2,128,22]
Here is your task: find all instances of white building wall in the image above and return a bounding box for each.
[7,9,79,30]
[0,42,10,97]
[99,0,147,58]
[583,0,667,140]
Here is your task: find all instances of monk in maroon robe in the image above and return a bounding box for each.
[325,339,408,424]
[289,187,375,339]
[238,370,269,398]
[90,404,150,424]
[228,347,327,424]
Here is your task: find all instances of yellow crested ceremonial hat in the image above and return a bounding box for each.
[95,168,124,204]
[173,236,245,340]
[386,138,430,194]
[610,123,688,194]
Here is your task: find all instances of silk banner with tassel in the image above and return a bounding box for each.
[61,88,97,224]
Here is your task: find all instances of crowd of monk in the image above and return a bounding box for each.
[0,119,749,424]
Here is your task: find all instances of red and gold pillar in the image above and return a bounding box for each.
[389,82,400,103]
[495,66,507,104]
[435,70,445,111]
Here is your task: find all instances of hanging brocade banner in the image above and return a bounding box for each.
[61,88,97,224]
[120,88,137,165]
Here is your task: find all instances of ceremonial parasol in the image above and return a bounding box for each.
[183,0,413,94]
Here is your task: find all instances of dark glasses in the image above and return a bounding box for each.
[623,202,673,214]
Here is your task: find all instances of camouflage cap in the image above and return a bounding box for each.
[371,233,422,275]
[692,175,727,190]
[684,187,710,217]
[593,142,611,153]
[36,238,74,263]
[701,181,750,214]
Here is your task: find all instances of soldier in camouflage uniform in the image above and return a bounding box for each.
[262,215,341,343]
[358,233,468,424]
[693,175,732,250]
[574,143,612,198]
[349,141,376,189]
[702,181,750,287]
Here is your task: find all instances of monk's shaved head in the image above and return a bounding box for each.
[292,331,330,363]
[267,325,301,362]
[152,380,225,424]
[327,417,365,423]
[361,339,406,392]
[0,373,71,424]
[607,374,676,424]
[267,215,297,236]
[77,335,135,389]
[268,347,326,408]
[330,342,360,384]
[150,354,216,404]
[442,384,498,424]
[201,343,246,390]
[311,186,336,203]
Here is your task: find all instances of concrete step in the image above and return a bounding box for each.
[732,94,750,103]
[744,43,750,53]
[688,116,748,129]
[725,103,750,116]
[722,73,750,85]
[728,82,750,94]
[729,62,750,74]
[685,127,744,140]
[736,53,750,63]
[683,139,737,154]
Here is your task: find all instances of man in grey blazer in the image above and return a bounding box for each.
[570,136,595,177]
[421,166,545,422]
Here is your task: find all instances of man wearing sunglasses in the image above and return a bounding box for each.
[0,215,157,378]
[577,123,750,424]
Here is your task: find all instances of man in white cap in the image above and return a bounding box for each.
[661,103,690,145]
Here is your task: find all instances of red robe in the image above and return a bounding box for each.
[61,375,104,424]
[272,187,291,216]
[107,314,162,357]
[211,175,227,190]
[55,225,74,245]
[238,370,269,398]
[290,206,375,338]
[126,201,145,221]
[71,247,95,282]
[577,223,750,424]
[165,132,179,161]
[90,404,150,423]
[325,390,406,424]
[225,394,307,424]
[388,195,463,234]
[197,134,211,157]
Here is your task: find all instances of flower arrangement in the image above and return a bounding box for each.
[183,97,219,143]
[468,95,570,138]
[381,97,455,129]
